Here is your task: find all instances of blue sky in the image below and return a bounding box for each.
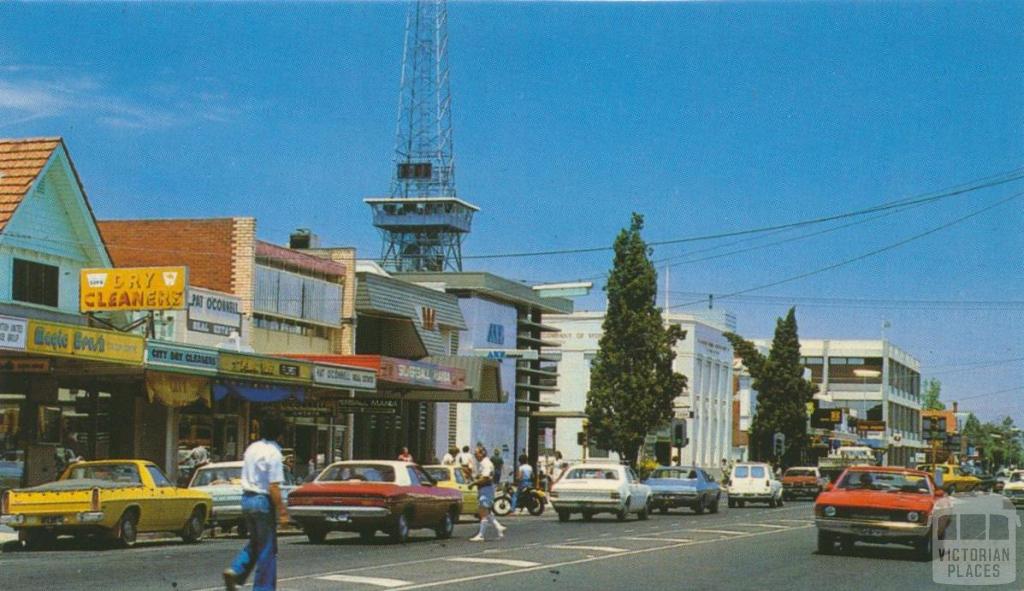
[1,2,1021,422]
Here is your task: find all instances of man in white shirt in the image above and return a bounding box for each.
[224,415,289,591]
[441,446,457,466]
[468,445,503,541]
[456,445,474,470]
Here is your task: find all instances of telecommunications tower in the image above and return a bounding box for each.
[366,0,478,272]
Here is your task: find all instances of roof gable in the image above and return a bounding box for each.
[0,137,62,232]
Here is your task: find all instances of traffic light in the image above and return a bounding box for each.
[673,421,688,448]
[773,432,786,457]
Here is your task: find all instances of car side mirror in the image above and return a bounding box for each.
[824,483,834,492]
[934,489,945,498]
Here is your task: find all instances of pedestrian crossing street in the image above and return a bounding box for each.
[267,516,815,591]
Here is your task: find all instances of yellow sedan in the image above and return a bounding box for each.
[424,465,478,516]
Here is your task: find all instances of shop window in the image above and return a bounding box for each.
[12,258,59,307]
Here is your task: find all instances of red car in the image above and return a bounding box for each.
[287,460,462,544]
[814,466,950,560]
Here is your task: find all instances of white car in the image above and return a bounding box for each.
[727,462,784,508]
[189,461,299,535]
[550,463,652,522]
[1001,470,1024,507]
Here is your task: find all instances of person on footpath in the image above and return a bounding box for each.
[397,446,413,462]
[456,445,474,471]
[442,446,457,465]
[468,445,504,541]
[223,415,289,591]
[490,447,505,485]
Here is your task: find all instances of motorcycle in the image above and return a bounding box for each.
[493,482,546,516]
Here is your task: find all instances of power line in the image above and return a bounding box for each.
[668,191,1024,310]
[461,166,1024,261]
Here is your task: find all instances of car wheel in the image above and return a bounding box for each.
[493,495,512,517]
[557,509,571,522]
[638,499,650,521]
[435,510,455,540]
[768,496,777,508]
[817,530,835,554]
[694,497,706,514]
[304,525,328,544]
[114,510,139,548]
[914,531,933,561]
[709,495,720,514]
[616,505,628,522]
[180,508,206,544]
[389,512,411,544]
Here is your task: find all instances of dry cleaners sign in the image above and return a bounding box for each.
[80,267,188,312]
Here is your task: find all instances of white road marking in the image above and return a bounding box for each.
[318,574,412,588]
[738,523,790,529]
[548,544,627,553]
[773,519,813,524]
[623,536,693,543]
[688,528,747,536]
[446,557,541,568]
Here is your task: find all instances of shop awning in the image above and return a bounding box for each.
[213,380,305,403]
[145,371,211,408]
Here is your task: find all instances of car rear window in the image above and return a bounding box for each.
[566,468,619,480]
[734,466,749,478]
[192,467,242,487]
[423,467,450,483]
[651,469,697,479]
[751,466,766,478]
[318,464,396,483]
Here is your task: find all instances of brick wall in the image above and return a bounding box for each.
[97,218,253,298]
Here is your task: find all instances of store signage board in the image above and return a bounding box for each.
[0,357,50,373]
[0,315,27,351]
[146,342,219,374]
[469,348,539,361]
[219,352,312,384]
[80,266,188,312]
[187,288,243,336]
[335,399,398,415]
[26,319,145,365]
[379,357,465,390]
[313,364,377,391]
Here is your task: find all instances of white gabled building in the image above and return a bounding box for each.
[542,311,734,470]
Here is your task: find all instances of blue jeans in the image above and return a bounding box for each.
[229,493,277,591]
[511,482,530,510]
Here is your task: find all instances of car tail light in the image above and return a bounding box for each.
[1,490,9,515]
[90,488,101,512]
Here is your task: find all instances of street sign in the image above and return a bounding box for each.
[469,349,539,361]
[811,408,842,429]
[856,419,886,433]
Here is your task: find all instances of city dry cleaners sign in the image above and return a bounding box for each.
[313,364,377,391]
[146,342,219,374]
[26,319,144,365]
[80,266,188,312]
[187,288,243,337]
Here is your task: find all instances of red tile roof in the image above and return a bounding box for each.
[256,240,347,278]
[0,137,62,232]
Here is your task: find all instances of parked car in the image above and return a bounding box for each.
[423,464,478,516]
[782,466,828,500]
[550,462,652,522]
[0,459,211,549]
[0,450,24,493]
[999,470,1024,507]
[188,461,299,536]
[814,465,950,560]
[916,462,981,493]
[286,460,462,544]
[643,466,721,514]
[728,462,783,508]
[961,465,997,491]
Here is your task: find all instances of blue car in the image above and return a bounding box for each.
[643,466,722,514]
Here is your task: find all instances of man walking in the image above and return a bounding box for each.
[224,415,289,591]
[469,445,503,541]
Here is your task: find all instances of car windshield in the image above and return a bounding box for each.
[192,467,242,487]
[318,464,396,483]
[751,466,766,478]
[424,467,450,482]
[651,468,697,479]
[1011,472,1024,483]
[734,466,749,478]
[785,469,815,477]
[66,463,141,485]
[566,468,619,480]
[838,471,930,493]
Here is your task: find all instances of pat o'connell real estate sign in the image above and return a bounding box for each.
[80,267,188,312]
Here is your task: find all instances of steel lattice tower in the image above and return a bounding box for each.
[366,0,478,273]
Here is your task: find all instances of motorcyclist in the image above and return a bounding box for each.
[511,454,534,512]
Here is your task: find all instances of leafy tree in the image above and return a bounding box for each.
[725,308,817,466]
[922,378,944,410]
[586,213,687,467]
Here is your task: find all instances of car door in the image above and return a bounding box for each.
[406,466,442,526]
[145,464,183,530]
[625,468,644,510]
[697,470,710,503]
[453,467,477,514]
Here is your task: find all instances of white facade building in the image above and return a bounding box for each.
[543,311,733,470]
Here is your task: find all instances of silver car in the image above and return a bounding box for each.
[188,461,298,536]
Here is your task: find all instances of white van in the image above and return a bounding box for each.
[727,462,784,508]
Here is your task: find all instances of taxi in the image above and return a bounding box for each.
[423,464,478,516]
